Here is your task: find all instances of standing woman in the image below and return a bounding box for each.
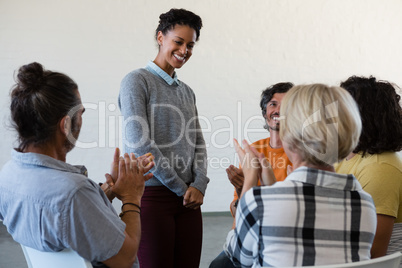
[118,8,209,268]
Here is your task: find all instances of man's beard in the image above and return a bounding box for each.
[267,121,280,132]
[269,125,280,132]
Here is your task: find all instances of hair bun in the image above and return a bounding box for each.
[16,62,45,91]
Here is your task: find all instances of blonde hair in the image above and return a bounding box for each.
[279,84,362,166]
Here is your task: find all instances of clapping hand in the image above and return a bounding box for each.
[234,139,276,198]
[101,148,154,202]
[226,165,244,198]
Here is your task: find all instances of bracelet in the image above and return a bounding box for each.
[121,202,141,212]
[119,210,140,217]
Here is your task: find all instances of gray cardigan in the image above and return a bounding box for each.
[118,67,209,196]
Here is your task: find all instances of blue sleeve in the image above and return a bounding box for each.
[64,182,126,262]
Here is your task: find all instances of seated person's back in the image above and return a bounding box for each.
[233,166,376,266]
[336,76,402,260]
[0,152,121,257]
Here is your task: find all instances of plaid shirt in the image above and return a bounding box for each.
[224,167,377,268]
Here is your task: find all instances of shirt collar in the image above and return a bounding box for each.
[146,61,180,86]
[11,149,88,177]
[286,166,362,191]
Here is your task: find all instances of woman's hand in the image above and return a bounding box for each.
[234,139,277,197]
[259,153,276,186]
[234,139,260,197]
[183,186,204,210]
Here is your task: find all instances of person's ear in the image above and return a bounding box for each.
[157,31,164,46]
[262,109,267,119]
[59,115,71,137]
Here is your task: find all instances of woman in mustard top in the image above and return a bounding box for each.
[336,76,402,260]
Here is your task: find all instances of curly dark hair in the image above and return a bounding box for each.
[155,8,202,41]
[260,82,294,117]
[340,76,402,155]
[10,62,80,151]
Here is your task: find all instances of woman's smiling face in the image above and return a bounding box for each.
[155,24,197,76]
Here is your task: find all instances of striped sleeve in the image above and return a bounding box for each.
[224,188,260,267]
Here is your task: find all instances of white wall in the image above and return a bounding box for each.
[1,0,401,212]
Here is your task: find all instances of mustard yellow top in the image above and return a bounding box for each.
[335,152,402,223]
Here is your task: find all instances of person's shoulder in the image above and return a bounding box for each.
[262,179,298,190]
[0,158,14,174]
[377,152,402,170]
[246,182,299,206]
[48,169,91,193]
[251,137,270,147]
[119,68,154,96]
[357,152,402,173]
[46,172,106,213]
[121,68,150,83]
[178,80,196,94]
[249,181,296,197]
[10,164,94,207]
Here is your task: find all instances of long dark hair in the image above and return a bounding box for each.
[10,62,80,151]
[340,76,402,155]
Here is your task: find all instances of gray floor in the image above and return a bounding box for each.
[0,212,233,268]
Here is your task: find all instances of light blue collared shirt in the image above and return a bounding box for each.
[0,150,141,268]
[146,60,180,86]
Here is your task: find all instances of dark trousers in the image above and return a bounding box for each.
[209,250,236,268]
[137,186,203,268]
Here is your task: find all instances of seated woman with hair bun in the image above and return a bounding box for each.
[223,84,377,267]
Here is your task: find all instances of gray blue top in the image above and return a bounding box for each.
[118,61,209,196]
[0,150,131,267]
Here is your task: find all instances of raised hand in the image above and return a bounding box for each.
[234,139,261,197]
[101,148,120,202]
[132,152,154,181]
[110,147,120,183]
[112,153,154,204]
[101,173,116,202]
[226,165,244,198]
[258,153,276,186]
